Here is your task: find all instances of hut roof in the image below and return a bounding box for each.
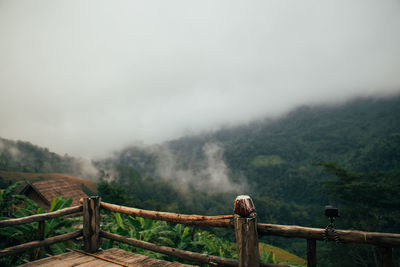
[21,179,87,207]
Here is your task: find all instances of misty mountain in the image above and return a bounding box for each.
[0,137,98,179]
[3,95,399,205]
[104,96,400,205]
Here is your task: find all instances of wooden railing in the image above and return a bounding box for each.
[0,195,399,267]
[0,206,83,258]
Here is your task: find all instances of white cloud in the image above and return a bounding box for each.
[0,0,399,157]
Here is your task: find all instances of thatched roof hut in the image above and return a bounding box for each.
[21,179,87,210]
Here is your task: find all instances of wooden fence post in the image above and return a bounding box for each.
[307,239,316,267]
[36,220,45,258]
[234,195,260,267]
[379,246,394,267]
[83,196,101,253]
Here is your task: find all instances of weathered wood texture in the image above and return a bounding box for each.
[35,220,45,259]
[233,195,259,267]
[100,201,234,227]
[38,221,45,240]
[19,248,193,267]
[234,217,260,267]
[379,246,394,267]
[233,195,256,217]
[257,223,400,247]
[83,197,101,253]
[0,205,82,228]
[306,239,316,267]
[0,230,82,258]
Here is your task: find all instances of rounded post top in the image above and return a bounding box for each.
[234,195,256,217]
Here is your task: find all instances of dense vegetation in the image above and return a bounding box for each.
[1,95,399,266]
[0,183,80,266]
[0,184,303,266]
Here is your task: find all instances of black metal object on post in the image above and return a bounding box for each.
[325,205,339,219]
[323,205,340,243]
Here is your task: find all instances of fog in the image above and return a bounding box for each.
[1,0,399,157]
[154,142,247,192]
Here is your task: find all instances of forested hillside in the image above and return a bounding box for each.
[104,96,400,209]
[0,138,97,179]
[98,96,400,266]
[1,95,399,266]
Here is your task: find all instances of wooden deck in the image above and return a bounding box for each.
[19,248,194,267]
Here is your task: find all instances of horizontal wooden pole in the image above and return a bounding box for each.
[0,230,82,258]
[258,223,400,247]
[0,205,83,228]
[100,231,291,267]
[99,201,233,227]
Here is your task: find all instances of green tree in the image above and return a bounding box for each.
[315,162,400,266]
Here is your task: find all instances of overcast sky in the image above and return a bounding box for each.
[1,0,400,157]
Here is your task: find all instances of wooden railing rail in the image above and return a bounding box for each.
[0,204,84,261]
[100,200,234,227]
[257,223,400,247]
[0,230,82,258]
[0,205,83,228]
[257,223,399,267]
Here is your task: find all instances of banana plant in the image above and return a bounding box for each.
[100,212,239,263]
[171,224,191,250]
[191,231,237,258]
[260,246,278,264]
[101,212,173,259]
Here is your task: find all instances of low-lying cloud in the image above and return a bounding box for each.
[155,143,246,193]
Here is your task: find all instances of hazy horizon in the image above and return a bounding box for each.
[1,0,400,157]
